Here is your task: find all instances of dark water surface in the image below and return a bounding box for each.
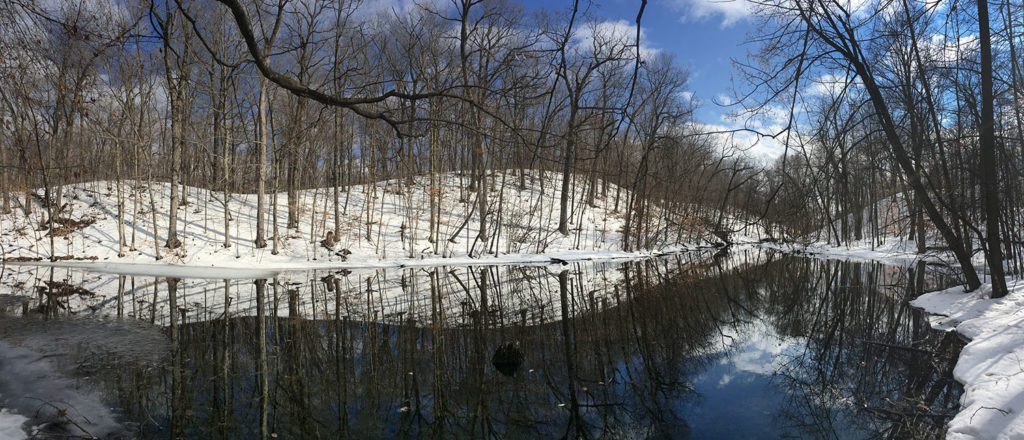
[0,249,963,439]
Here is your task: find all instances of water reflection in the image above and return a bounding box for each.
[0,251,962,439]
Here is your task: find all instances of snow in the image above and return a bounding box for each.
[763,190,1024,439]
[761,191,991,268]
[0,408,28,440]
[12,261,283,280]
[911,279,1024,439]
[0,172,765,271]
[758,191,1024,439]
[0,340,131,438]
[0,247,771,327]
[759,238,932,264]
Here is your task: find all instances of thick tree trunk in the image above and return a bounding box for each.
[162,6,184,251]
[977,0,1009,298]
[286,108,300,230]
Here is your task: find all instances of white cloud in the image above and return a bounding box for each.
[671,0,755,27]
[687,101,795,163]
[671,0,880,27]
[690,120,790,163]
[804,73,854,97]
[923,33,979,66]
[355,0,449,18]
[572,20,661,61]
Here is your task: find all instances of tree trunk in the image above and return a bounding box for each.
[254,76,268,249]
[558,107,577,236]
[977,0,1009,298]
[116,139,126,257]
[166,89,182,250]
[216,72,232,249]
[0,102,8,215]
[835,34,983,290]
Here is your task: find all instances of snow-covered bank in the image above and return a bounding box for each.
[0,317,167,439]
[0,408,28,440]
[760,226,1024,439]
[1,245,736,278]
[758,238,935,265]
[0,172,764,270]
[762,191,991,268]
[912,280,1024,439]
[0,247,772,327]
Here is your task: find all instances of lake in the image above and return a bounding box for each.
[0,248,963,439]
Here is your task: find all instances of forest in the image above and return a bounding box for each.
[0,0,1023,297]
[0,0,769,268]
[6,0,1024,437]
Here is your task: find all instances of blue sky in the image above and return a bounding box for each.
[370,0,783,160]
[514,0,786,161]
[559,0,757,122]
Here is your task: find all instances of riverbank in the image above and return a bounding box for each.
[1,245,744,279]
[911,280,1024,439]
[772,237,1024,439]
[0,174,764,270]
[0,248,957,439]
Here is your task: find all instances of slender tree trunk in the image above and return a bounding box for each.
[130,116,142,251]
[475,122,488,243]
[430,121,439,249]
[148,179,162,260]
[0,102,8,215]
[558,106,577,236]
[166,95,182,249]
[116,139,126,257]
[218,76,232,249]
[272,146,280,255]
[334,110,343,238]
[255,76,269,248]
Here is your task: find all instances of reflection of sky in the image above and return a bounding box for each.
[678,321,804,439]
[672,319,883,439]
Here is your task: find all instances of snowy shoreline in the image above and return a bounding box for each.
[911,280,1024,440]
[5,233,1003,438]
[769,239,1024,439]
[1,244,745,279]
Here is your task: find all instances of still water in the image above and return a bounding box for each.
[0,249,963,439]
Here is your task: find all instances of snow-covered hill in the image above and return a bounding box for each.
[0,171,765,269]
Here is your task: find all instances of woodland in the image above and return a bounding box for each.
[0,0,1022,297]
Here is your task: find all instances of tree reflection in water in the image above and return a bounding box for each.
[0,250,962,439]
